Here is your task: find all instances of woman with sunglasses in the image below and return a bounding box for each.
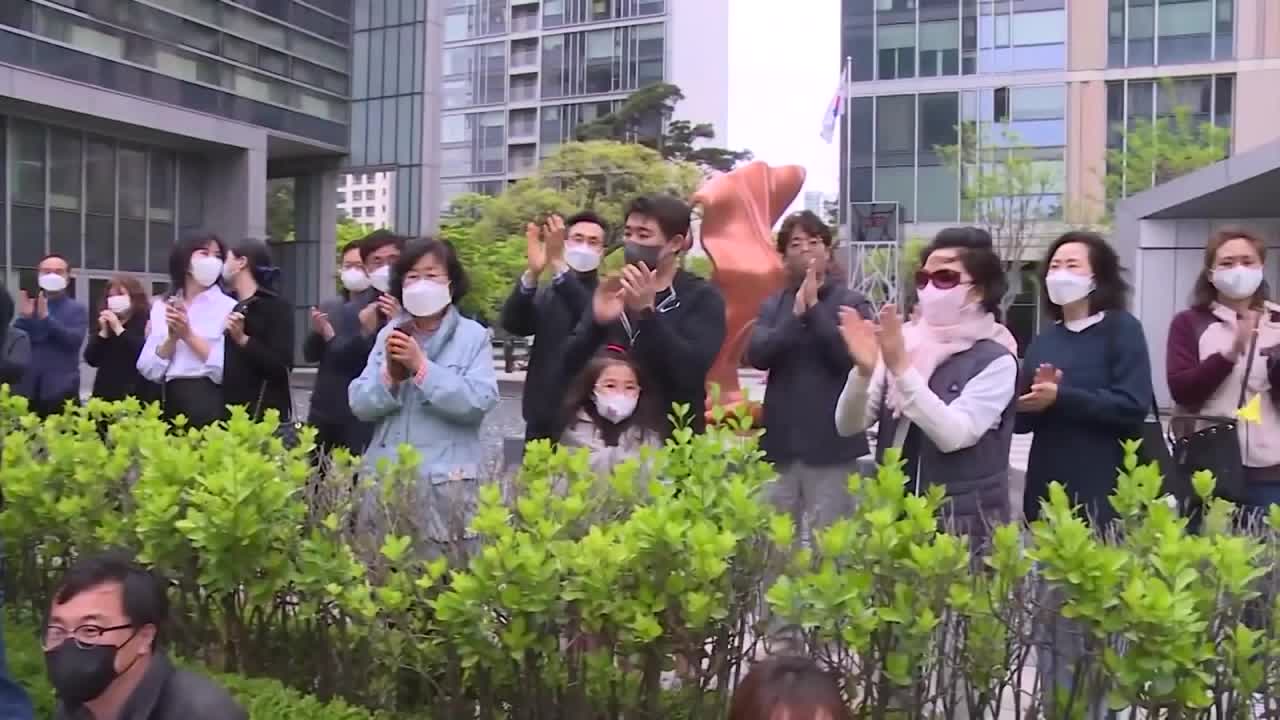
[835,227,1019,543]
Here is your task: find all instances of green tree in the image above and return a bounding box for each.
[574,83,752,173]
[438,220,525,326]
[1105,89,1230,210]
[937,126,1060,314]
[336,216,367,249]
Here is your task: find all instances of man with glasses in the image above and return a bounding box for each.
[15,253,88,417]
[44,550,244,719]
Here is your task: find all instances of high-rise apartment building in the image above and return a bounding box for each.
[436,0,730,211]
[338,171,395,228]
[840,0,1280,245]
[0,0,352,319]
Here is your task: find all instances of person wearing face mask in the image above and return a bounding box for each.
[748,211,873,547]
[219,238,295,423]
[1167,228,1280,509]
[834,227,1020,543]
[562,194,727,436]
[83,275,158,403]
[303,239,380,456]
[500,212,606,443]
[137,233,237,429]
[14,253,89,417]
[45,550,245,720]
[557,350,662,477]
[334,232,406,374]
[348,238,500,560]
[1016,231,1153,527]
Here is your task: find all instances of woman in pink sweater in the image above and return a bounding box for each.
[1166,227,1280,509]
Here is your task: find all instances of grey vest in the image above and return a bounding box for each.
[875,339,1015,542]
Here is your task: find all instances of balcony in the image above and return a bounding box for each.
[511,12,539,33]
[509,82,539,103]
[508,122,538,142]
[510,50,539,71]
[508,150,538,176]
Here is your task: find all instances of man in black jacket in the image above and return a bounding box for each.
[748,211,873,542]
[47,551,245,720]
[304,239,382,455]
[500,212,606,442]
[564,194,726,435]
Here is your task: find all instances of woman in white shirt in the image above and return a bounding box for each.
[137,233,238,428]
[834,227,1020,542]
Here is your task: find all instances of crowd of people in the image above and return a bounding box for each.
[0,190,1277,715]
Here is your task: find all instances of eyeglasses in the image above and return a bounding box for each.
[42,623,134,650]
[915,268,965,291]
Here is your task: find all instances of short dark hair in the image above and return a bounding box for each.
[229,237,281,292]
[390,237,470,304]
[53,550,169,644]
[168,231,226,296]
[728,656,851,720]
[775,210,834,254]
[565,211,609,240]
[38,253,72,270]
[1192,227,1270,309]
[358,229,406,263]
[1040,231,1129,321]
[625,194,691,245]
[922,226,1007,316]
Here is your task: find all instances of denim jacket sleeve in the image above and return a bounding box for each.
[347,324,403,422]
[409,326,499,426]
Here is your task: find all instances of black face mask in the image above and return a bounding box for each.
[45,634,135,707]
[623,242,662,270]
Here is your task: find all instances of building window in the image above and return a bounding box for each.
[877,24,915,80]
[440,111,506,177]
[542,23,664,99]
[919,20,960,78]
[442,42,507,109]
[544,0,665,28]
[445,0,508,42]
[1108,0,1227,67]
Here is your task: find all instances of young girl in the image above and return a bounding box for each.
[558,349,663,475]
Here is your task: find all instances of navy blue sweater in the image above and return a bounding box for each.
[1017,310,1153,525]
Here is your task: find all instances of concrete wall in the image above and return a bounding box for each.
[1131,218,1280,407]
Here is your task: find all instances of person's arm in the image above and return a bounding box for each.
[1165,310,1232,409]
[834,363,884,437]
[236,299,295,379]
[347,326,402,421]
[1014,340,1041,435]
[893,354,1018,453]
[410,329,500,425]
[1052,319,1151,428]
[137,302,172,383]
[551,271,591,320]
[561,311,608,386]
[302,327,327,364]
[630,286,727,396]
[745,293,799,371]
[44,302,88,352]
[498,274,540,337]
[83,331,108,368]
[0,332,31,387]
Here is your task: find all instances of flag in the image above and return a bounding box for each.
[820,61,850,144]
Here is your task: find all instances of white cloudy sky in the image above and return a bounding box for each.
[726,0,841,212]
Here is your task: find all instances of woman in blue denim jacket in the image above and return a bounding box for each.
[348,238,499,558]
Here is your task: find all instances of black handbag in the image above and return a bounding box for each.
[1165,330,1259,503]
[256,375,304,450]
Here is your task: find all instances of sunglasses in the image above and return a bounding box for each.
[914,268,965,290]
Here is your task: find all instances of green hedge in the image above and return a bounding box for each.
[3,613,385,720]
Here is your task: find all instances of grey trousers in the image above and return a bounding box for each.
[767,461,857,547]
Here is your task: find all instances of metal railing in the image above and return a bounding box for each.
[491,337,532,373]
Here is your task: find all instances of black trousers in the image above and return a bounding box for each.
[312,419,373,457]
[163,378,227,429]
[30,390,79,418]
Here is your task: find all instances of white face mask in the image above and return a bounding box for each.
[38,273,68,293]
[917,283,973,327]
[341,267,371,293]
[401,279,451,317]
[564,244,602,273]
[1211,266,1264,301]
[1045,270,1095,307]
[106,294,131,314]
[593,391,638,424]
[369,265,392,293]
[221,254,243,282]
[190,255,224,288]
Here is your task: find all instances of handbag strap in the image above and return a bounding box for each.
[254,372,297,423]
[1236,325,1260,409]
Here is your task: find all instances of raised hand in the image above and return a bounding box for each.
[1231,310,1259,359]
[877,304,908,375]
[386,330,425,376]
[310,307,334,341]
[18,291,35,319]
[593,275,626,324]
[620,263,657,312]
[839,306,879,375]
[543,214,566,272]
[525,222,547,276]
[165,303,190,340]
[225,311,248,346]
[1018,363,1061,413]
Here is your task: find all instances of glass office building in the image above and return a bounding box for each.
[1,0,354,310]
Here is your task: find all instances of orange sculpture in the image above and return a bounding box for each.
[692,161,806,424]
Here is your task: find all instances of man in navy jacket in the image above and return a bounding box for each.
[15,254,88,417]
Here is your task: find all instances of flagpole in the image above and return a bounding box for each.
[841,56,853,244]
